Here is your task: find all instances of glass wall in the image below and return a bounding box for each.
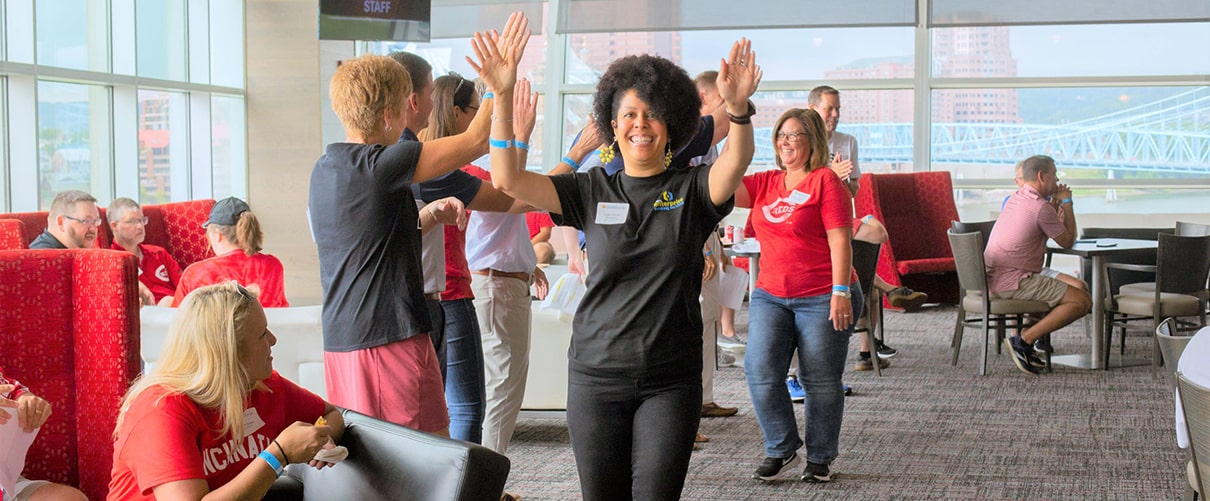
[1,0,246,211]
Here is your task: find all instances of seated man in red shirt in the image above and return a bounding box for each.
[526,212,556,265]
[1,367,88,501]
[172,197,288,307]
[108,197,181,306]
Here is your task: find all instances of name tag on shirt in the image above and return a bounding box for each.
[787,190,810,205]
[243,407,266,435]
[595,202,629,225]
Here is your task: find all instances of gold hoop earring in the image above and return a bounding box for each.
[599,141,616,164]
[664,144,673,168]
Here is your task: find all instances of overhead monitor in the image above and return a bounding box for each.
[319,0,431,42]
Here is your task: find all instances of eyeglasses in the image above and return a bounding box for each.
[776,131,810,142]
[63,215,103,227]
[120,217,149,226]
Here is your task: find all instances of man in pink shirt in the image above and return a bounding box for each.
[985,155,1091,374]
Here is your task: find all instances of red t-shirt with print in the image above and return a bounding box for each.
[525,212,555,240]
[173,249,288,307]
[743,167,856,298]
[110,242,182,302]
[107,372,325,500]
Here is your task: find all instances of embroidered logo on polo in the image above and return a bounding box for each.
[156,264,170,283]
[762,191,810,223]
[652,191,685,211]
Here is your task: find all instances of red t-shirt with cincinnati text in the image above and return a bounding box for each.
[110,242,182,302]
[106,372,325,500]
[743,167,856,298]
[172,249,288,307]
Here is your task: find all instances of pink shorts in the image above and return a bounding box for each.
[324,334,450,433]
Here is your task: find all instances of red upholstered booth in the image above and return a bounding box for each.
[855,171,961,305]
[0,249,141,500]
[0,199,216,267]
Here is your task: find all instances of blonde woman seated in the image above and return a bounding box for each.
[172,197,288,307]
[109,282,342,500]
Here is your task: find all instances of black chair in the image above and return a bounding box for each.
[277,409,511,501]
[948,229,1052,375]
[1078,227,1169,296]
[852,240,885,376]
[1105,233,1210,368]
[950,220,996,249]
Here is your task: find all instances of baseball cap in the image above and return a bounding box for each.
[203,197,250,228]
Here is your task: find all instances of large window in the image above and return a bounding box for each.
[1,0,246,212]
[37,81,109,208]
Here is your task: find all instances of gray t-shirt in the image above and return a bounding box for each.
[828,130,861,181]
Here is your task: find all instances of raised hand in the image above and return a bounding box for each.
[513,78,538,142]
[717,38,763,112]
[569,117,605,163]
[466,12,531,95]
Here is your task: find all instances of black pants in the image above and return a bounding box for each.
[566,368,701,501]
[425,298,447,382]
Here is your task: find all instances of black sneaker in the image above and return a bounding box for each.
[1004,336,1041,375]
[802,461,833,483]
[875,339,898,359]
[753,453,800,481]
[1033,337,1054,354]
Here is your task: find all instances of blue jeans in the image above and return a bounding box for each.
[743,285,862,464]
[442,298,486,444]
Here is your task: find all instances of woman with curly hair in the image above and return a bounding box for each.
[490,40,762,499]
[737,108,862,483]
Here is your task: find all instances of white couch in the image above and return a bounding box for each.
[140,305,327,398]
[141,290,573,413]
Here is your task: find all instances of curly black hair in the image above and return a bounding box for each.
[593,55,701,158]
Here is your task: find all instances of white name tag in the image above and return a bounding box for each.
[787,190,810,204]
[243,407,266,435]
[595,202,629,225]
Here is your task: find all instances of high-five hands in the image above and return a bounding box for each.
[467,12,531,97]
[717,38,763,115]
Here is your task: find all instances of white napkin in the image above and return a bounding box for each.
[313,445,349,463]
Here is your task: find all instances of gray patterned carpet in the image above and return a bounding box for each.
[504,304,1188,500]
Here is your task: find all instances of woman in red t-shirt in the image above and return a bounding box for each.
[110,282,343,500]
[734,108,862,483]
[172,197,288,307]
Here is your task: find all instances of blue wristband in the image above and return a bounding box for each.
[704,250,713,257]
[489,138,514,149]
[482,92,494,100]
[258,450,283,477]
[1061,198,1073,205]
[562,155,581,170]
[832,284,850,292]
[516,141,530,152]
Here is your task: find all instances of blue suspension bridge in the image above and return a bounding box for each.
[752,87,1210,175]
